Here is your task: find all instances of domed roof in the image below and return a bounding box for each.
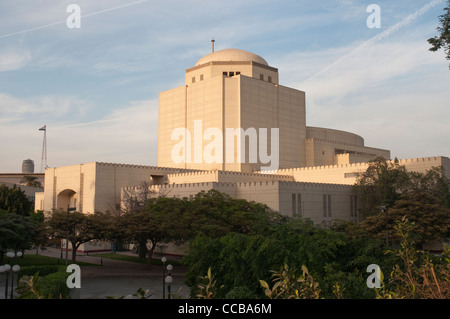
[195,48,268,66]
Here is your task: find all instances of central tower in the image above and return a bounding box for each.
[158,48,306,172]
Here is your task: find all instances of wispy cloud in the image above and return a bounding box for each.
[0,46,31,71]
[0,0,149,40]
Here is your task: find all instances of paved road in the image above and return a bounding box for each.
[1,248,190,299]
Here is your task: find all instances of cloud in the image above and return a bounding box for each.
[0,97,159,172]
[0,46,31,71]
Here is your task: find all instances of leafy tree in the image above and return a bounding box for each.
[376,217,450,299]
[183,190,282,238]
[0,212,38,263]
[361,191,450,248]
[0,184,34,216]
[353,158,411,217]
[184,217,389,299]
[45,210,109,263]
[428,0,450,66]
[20,175,42,188]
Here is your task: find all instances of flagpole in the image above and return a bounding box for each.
[39,125,47,173]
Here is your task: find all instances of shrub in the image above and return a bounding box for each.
[17,271,70,299]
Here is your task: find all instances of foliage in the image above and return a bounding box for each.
[45,210,109,263]
[427,0,450,63]
[354,158,450,246]
[0,184,33,216]
[259,264,321,299]
[361,191,450,247]
[353,157,410,217]
[196,267,224,299]
[184,217,389,299]
[20,175,42,188]
[376,217,450,299]
[0,212,38,263]
[17,271,70,299]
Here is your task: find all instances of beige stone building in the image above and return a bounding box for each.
[34,48,449,253]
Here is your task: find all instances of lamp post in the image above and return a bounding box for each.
[2,251,22,299]
[165,264,173,300]
[0,264,10,299]
[161,256,167,299]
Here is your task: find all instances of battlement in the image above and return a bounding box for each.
[96,161,204,173]
[259,157,447,176]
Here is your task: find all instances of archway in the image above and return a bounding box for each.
[57,189,77,211]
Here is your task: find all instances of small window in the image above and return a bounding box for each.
[328,195,332,217]
[292,194,296,216]
[236,71,241,75]
[268,76,272,83]
[229,71,234,76]
[260,74,264,80]
[192,77,195,83]
[200,74,204,81]
[223,71,228,76]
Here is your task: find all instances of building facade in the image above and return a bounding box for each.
[34,48,449,252]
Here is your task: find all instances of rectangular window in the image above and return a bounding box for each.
[223,71,228,76]
[297,193,302,217]
[350,196,354,216]
[192,77,195,83]
[260,74,264,80]
[268,76,272,83]
[328,195,331,217]
[236,71,241,75]
[200,74,204,81]
[229,71,235,76]
[323,195,327,217]
[292,194,296,217]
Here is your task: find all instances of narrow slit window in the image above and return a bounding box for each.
[292,194,296,216]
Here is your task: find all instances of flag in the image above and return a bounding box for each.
[39,125,46,131]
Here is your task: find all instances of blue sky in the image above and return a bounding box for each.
[0,0,449,172]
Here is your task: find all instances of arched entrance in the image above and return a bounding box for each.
[57,189,77,211]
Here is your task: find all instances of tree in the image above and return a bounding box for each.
[183,190,282,238]
[0,184,34,216]
[20,175,42,188]
[428,0,450,66]
[0,212,38,263]
[376,217,450,299]
[353,158,410,217]
[45,210,108,263]
[361,191,450,248]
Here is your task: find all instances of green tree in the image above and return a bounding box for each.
[376,217,450,299]
[0,212,38,263]
[353,158,411,217]
[20,175,42,188]
[428,0,450,65]
[361,191,450,248]
[45,210,109,263]
[184,190,282,238]
[0,184,34,216]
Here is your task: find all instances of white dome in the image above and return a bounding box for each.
[196,48,268,66]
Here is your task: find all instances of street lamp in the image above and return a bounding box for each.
[2,251,22,299]
[0,264,10,299]
[161,256,167,299]
[165,264,173,299]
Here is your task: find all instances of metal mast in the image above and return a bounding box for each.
[39,125,47,172]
